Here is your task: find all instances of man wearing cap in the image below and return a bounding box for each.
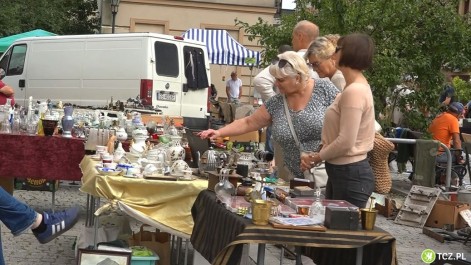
[429,101,464,163]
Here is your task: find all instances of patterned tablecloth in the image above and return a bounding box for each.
[191,190,397,265]
[80,155,208,237]
[0,134,85,180]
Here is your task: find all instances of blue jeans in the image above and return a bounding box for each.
[0,187,37,265]
[436,152,457,163]
[325,158,375,208]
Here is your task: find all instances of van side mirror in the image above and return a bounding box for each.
[0,68,5,80]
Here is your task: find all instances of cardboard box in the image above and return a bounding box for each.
[229,130,259,142]
[425,200,470,229]
[141,115,183,127]
[128,225,170,265]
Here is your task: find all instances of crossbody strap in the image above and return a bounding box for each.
[282,95,302,150]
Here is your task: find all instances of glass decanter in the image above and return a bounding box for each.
[310,187,324,217]
[214,168,235,205]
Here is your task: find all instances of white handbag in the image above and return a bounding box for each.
[283,96,328,188]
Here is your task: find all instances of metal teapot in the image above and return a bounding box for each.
[198,148,220,174]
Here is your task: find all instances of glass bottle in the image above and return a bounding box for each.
[26,110,39,135]
[0,105,11,134]
[11,109,21,134]
[310,187,324,218]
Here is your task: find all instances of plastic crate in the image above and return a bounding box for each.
[131,251,159,265]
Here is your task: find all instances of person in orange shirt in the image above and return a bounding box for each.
[428,101,464,163]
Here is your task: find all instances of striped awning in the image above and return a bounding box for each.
[182,28,260,67]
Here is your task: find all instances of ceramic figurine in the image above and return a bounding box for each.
[116,127,128,141]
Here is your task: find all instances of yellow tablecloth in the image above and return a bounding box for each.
[80,156,208,237]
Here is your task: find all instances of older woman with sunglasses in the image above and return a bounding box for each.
[199,51,338,179]
[305,34,345,91]
[302,33,376,208]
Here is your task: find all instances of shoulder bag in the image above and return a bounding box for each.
[282,96,328,187]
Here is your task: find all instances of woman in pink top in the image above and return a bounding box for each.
[301,33,376,208]
[0,80,15,107]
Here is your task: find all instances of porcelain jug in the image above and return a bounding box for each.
[167,137,185,162]
[116,127,128,141]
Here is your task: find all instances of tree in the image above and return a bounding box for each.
[0,0,99,37]
[237,0,471,132]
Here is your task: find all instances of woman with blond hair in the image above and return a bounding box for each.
[199,51,338,179]
[305,34,345,91]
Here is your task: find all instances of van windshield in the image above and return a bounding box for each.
[155,41,178,77]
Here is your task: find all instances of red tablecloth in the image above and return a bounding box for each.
[0,134,85,181]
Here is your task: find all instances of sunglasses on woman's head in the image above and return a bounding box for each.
[273,59,292,68]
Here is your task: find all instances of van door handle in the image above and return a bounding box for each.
[19,79,25,88]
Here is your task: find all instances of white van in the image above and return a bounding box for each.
[0,33,211,128]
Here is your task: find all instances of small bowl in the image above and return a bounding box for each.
[97,167,123,176]
[103,162,117,169]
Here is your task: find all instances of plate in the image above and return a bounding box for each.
[97,167,123,176]
[177,176,197,181]
[144,174,177,181]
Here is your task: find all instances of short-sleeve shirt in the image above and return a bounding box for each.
[265,78,339,178]
[438,85,456,105]
[429,112,459,150]
[226,78,242,98]
[0,80,15,106]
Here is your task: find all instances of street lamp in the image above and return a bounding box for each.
[111,0,120,33]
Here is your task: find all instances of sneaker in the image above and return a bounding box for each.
[34,206,80,244]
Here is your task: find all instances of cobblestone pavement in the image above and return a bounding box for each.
[1,178,471,265]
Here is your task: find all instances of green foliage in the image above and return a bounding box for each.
[237,0,471,132]
[0,0,99,37]
[453,76,471,104]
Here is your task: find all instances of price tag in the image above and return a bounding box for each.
[459,209,471,227]
[371,192,385,206]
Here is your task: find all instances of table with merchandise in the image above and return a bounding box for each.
[79,155,208,238]
[191,190,397,265]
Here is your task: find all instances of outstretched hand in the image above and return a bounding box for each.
[198,129,221,140]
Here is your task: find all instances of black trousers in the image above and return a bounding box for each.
[325,158,374,208]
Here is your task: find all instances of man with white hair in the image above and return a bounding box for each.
[253,20,320,101]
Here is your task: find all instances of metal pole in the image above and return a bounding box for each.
[111,12,116,33]
[385,138,452,191]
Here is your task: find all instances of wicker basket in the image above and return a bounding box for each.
[369,133,395,194]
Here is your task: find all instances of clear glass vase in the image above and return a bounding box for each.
[214,169,235,205]
[0,105,10,134]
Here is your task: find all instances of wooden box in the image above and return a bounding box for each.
[207,171,242,191]
[425,200,470,229]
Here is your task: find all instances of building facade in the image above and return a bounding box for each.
[98,0,277,103]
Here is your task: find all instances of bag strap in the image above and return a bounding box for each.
[282,95,302,150]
